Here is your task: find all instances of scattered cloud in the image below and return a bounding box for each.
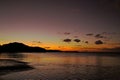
[74,36,78,38]
[63,38,71,43]
[64,32,71,35]
[32,41,42,44]
[74,39,81,43]
[95,40,104,45]
[37,41,41,43]
[85,41,89,44]
[86,33,93,36]
[95,34,105,38]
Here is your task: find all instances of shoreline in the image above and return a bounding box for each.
[0,59,33,76]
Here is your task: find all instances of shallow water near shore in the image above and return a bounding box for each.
[0,52,120,80]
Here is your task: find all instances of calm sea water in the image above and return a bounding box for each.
[0,52,120,80]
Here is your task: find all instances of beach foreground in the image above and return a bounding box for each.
[0,59,33,76]
[0,52,120,80]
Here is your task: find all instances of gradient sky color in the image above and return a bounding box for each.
[0,0,120,52]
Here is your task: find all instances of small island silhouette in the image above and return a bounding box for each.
[0,42,61,53]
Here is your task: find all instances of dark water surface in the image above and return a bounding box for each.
[0,52,120,80]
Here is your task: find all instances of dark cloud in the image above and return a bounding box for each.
[101,47,120,52]
[63,38,71,43]
[33,41,41,43]
[95,34,105,38]
[37,41,41,43]
[64,32,71,35]
[95,40,104,45]
[85,41,89,44]
[74,39,81,43]
[86,33,93,36]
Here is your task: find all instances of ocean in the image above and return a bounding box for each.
[0,52,120,80]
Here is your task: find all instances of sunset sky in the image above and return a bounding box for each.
[0,0,120,52]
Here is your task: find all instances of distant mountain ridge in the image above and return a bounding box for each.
[0,42,61,53]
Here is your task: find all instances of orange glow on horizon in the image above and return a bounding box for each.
[0,41,119,52]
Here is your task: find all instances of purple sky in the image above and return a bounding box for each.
[0,0,120,52]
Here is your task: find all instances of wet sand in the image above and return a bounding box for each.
[0,59,33,76]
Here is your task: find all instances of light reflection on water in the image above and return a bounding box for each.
[0,52,120,80]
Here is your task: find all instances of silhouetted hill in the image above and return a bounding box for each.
[0,42,46,53]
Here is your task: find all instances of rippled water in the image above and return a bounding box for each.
[0,52,120,80]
